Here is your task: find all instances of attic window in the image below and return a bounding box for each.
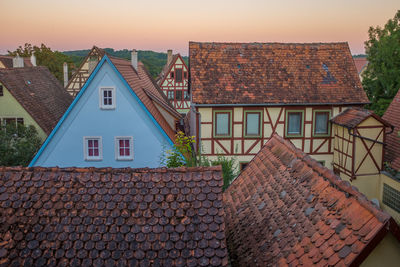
[0,85,3,96]
[170,72,174,79]
[99,87,116,109]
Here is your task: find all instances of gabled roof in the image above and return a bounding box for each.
[330,107,391,129]
[353,57,368,74]
[155,54,180,84]
[189,42,370,105]
[0,165,229,266]
[108,56,179,139]
[383,89,400,170]
[0,55,33,69]
[0,67,72,134]
[29,55,177,166]
[136,60,181,119]
[224,134,400,266]
[65,46,105,88]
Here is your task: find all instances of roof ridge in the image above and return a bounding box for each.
[0,165,222,173]
[270,133,391,223]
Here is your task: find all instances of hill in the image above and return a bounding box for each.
[63,48,188,78]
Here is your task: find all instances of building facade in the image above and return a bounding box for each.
[188,42,370,171]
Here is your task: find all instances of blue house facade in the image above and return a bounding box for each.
[30,54,176,168]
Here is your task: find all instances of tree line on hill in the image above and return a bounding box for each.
[5,10,400,117]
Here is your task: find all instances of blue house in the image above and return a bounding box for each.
[30,51,180,168]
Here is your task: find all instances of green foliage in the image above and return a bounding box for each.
[161,131,237,190]
[362,10,400,116]
[0,124,42,166]
[62,48,188,79]
[8,43,75,83]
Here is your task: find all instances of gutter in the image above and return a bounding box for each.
[346,125,394,146]
[192,102,369,107]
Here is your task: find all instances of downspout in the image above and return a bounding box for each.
[346,126,393,146]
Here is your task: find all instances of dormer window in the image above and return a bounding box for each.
[99,87,116,109]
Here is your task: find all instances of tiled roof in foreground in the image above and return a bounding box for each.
[0,166,228,266]
[189,42,369,105]
[224,134,400,266]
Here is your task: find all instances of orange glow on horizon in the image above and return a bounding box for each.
[0,0,398,55]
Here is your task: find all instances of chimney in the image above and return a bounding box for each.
[12,55,24,68]
[30,52,37,66]
[167,49,173,65]
[63,62,68,88]
[131,49,138,70]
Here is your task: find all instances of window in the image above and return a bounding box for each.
[99,87,116,109]
[115,137,134,160]
[4,118,16,126]
[168,91,174,100]
[184,91,190,100]
[175,69,183,82]
[170,72,174,79]
[286,110,304,137]
[176,90,182,101]
[84,137,102,161]
[214,110,232,137]
[383,183,400,213]
[314,110,331,136]
[184,72,187,79]
[0,85,3,96]
[244,111,262,137]
[17,118,24,125]
[317,160,325,166]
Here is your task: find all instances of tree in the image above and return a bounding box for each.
[362,10,400,116]
[0,124,42,166]
[8,43,75,83]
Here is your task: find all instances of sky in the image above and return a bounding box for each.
[0,0,398,55]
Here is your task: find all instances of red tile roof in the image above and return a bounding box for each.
[0,67,73,134]
[108,56,178,141]
[0,55,33,69]
[330,107,391,129]
[0,166,228,266]
[223,134,400,266]
[189,42,369,105]
[383,89,400,170]
[353,57,368,74]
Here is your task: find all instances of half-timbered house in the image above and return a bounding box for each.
[188,42,370,171]
[156,50,190,114]
[65,46,105,96]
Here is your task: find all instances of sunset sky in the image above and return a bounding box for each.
[0,0,398,55]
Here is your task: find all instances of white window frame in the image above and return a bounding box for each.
[83,136,103,161]
[99,87,116,110]
[115,136,134,161]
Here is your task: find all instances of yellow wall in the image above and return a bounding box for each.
[362,233,400,267]
[0,83,47,140]
[354,117,384,175]
[197,106,346,172]
[379,173,400,223]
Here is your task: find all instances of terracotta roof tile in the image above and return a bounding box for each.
[383,89,400,170]
[353,57,368,75]
[0,67,73,134]
[0,166,228,266]
[189,42,369,105]
[330,107,391,129]
[223,133,400,266]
